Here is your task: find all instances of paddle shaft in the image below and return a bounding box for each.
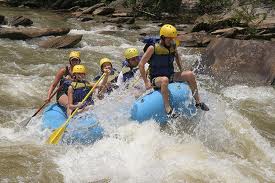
[32,84,63,117]
[47,73,106,144]
[19,83,64,127]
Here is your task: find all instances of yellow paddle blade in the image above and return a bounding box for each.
[47,124,67,144]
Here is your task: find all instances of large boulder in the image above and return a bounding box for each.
[200,38,275,85]
[105,17,135,24]
[210,27,245,38]
[177,32,214,47]
[9,16,33,27]
[0,27,70,40]
[93,7,115,15]
[82,3,105,14]
[38,34,82,48]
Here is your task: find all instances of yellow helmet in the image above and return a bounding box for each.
[160,24,177,38]
[72,64,86,74]
[69,51,80,60]
[99,58,112,68]
[124,48,139,60]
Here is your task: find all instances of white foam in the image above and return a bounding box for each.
[222,85,275,101]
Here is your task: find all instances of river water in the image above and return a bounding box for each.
[0,7,275,183]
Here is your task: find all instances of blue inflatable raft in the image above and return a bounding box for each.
[42,103,103,144]
[130,82,197,124]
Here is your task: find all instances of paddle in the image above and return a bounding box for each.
[47,73,106,145]
[19,84,63,127]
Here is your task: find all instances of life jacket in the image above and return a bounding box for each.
[148,43,176,79]
[94,68,119,93]
[56,66,73,100]
[143,36,160,53]
[60,66,73,86]
[94,68,119,83]
[142,36,177,53]
[71,80,94,107]
[121,66,139,82]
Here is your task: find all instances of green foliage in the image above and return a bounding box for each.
[232,0,267,37]
[125,0,181,14]
[197,0,233,14]
[233,0,267,26]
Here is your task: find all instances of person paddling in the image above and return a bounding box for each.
[46,51,81,108]
[138,24,209,118]
[94,58,119,98]
[67,65,97,115]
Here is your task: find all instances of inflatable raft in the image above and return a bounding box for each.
[130,82,196,124]
[42,103,103,144]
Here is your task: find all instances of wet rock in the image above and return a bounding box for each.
[0,27,70,40]
[210,27,245,38]
[0,0,8,6]
[175,24,188,31]
[192,14,242,32]
[177,32,214,47]
[111,12,131,17]
[0,15,5,25]
[68,6,80,11]
[105,17,134,24]
[127,24,141,30]
[252,33,275,40]
[79,16,94,22]
[82,3,105,14]
[93,7,115,16]
[72,11,83,18]
[38,34,82,49]
[9,16,33,27]
[201,38,275,85]
[108,0,126,9]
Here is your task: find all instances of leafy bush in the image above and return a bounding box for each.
[197,0,233,14]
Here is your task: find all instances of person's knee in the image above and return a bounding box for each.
[58,95,68,106]
[182,71,195,80]
[161,77,169,86]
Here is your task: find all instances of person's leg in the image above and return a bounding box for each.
[58,94,70,115]
[173,71,209,111]
[153,76,172,113]
[173,71,200,102]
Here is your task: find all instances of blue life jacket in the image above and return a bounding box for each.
[142,36,176,79]
[121,66,139,82]
[71,80,94,107]
[94,68,119,83]
[56,66,73,100]
[148,43,176,79]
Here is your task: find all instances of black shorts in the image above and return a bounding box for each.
[151,74,175,89]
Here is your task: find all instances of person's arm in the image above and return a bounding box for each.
[97,69,111,98]
[138,45,154,90]
[175,50,183,72]
[67,86,74,115]
[46,68,65,101]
